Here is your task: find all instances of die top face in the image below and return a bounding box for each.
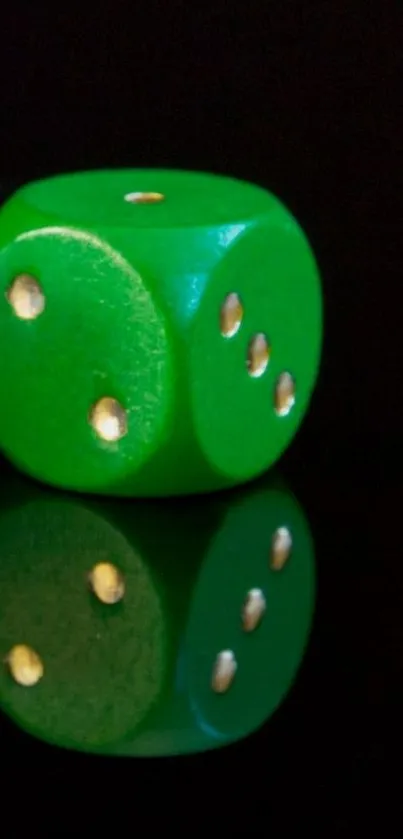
[14,168,278,229]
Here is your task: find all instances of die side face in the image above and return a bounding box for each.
[0,170,322,496]
[191,211,323,481]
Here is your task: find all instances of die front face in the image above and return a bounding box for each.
[0,170,322,496]
[0,224,174,494]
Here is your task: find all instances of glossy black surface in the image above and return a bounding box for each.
[0,1,400,828]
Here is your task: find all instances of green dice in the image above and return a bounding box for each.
[0,170,322,496]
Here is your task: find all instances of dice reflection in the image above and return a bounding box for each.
[0,464,315,756]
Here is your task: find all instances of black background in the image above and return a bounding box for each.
[0,0,401,828]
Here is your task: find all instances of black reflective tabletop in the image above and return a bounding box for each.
[0,440,399,811]
[0,1,400,825]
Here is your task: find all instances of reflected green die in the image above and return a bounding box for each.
[0,470,315,756]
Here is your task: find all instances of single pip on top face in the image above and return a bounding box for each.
[0,169,322,497]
